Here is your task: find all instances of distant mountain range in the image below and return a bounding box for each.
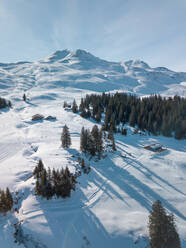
[0,49,186,96]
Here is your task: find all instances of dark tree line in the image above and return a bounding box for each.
[0,97,11,109]
[149,200,181,248]
[0,188,13,213]
[33,159,76,199]
[77,93,186,139]
[80,125,103,158]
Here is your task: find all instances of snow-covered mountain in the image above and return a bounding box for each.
[0,50,186,248]
[0,49,186,96]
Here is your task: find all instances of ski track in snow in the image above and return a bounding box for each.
[0,142,24,162]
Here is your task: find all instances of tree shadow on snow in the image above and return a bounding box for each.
[95,155,186,221]
[35,185,135,248]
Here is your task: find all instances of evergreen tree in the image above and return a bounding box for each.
[63,101,68,108]
[122,128,127,136]
[148,200,181,248]
[94,110,101,122]
[111,134,116,151]
[6,187,13,210]
[0,188,13,213]
[61,125,71,148]
[107,129,113,140]
[87,131,96,156]
[80,127,87,153]
[0,97,12,109]
[35,179,40,195]
[174,120,185,139]
[80,158,85,169]
[0,190,7,213]
[97,130,103,158]
[79,98,85,113]
[129,106,136,127]
[72,99,78,113]
[91,125,99,150]
[33,159,44,178]
[91,125,103,157]
[23,93,26,102]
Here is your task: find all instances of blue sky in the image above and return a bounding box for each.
[0,0,186,71]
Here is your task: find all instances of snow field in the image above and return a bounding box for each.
[0,50,186,247]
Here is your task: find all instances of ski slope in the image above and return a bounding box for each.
[0,50,186,248]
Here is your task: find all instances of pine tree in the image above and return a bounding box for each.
[0,97,12,109]
[0,188,13,213]
[35,179,40,195]
[33,159,44,178]
[129,106,136,127]
[121,128,127,136]
[91,125,103,158]
[119,105,124,122]
[80,127,86,153]
[79,98,85,113]
[81,158,85,169]
[23,93,27,102]
[94,108,102,122]
[87,131,96,156]
[148,200,181,248]
[63,101,68,108]
[107,129,113,140]
[72,99,78,113]
[61,125,71,148]
[111,134,116,151]
[6,187,13,210]
[0,190,7,213]
[91,125,99,149]
[97,130,103,157]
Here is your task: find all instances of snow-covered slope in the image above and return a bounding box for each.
[0,50,186,248]
[0,49,186,96]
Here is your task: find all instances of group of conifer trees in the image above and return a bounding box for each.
[61,123,112,158]
[148,200,181,248]
[0,96,11,109]
[33,159,76,199]
[74,93,185,139]
[80,125,103,158]
[0,188,13,213]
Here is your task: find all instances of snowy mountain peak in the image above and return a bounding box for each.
[73,49,92,57]
[46,49,71,62]
[70,49,109,64]
[43,49,108,65]
[124,59,150,69]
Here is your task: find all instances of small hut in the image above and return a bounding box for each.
[144,143,166,153]
[32,114,44,121]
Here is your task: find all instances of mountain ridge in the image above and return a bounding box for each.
[1,49,185,73]
[0,49,186,96]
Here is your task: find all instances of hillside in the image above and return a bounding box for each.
[0,50,186,248]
